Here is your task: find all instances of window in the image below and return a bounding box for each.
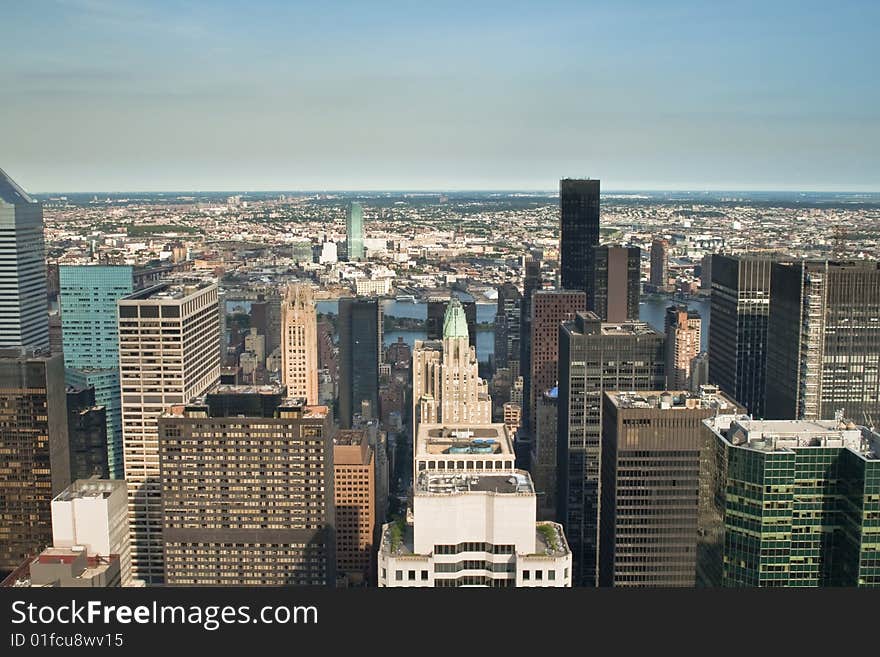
[395,570,402,581]
[523,570,530,580]
[421,570,428,581]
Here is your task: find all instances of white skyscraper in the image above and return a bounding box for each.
[118,281,220,585]
[0,168,49,351]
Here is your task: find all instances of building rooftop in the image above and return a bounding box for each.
[54,478,122,502]
[417,423,513,456]
[705,415,880,459]
[0,167,35,204]
[607,386,738,412]
[121,280,214,302]
[416,470,534,495]
[443,297,470,339]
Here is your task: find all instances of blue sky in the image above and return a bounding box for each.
[2,0,878,191]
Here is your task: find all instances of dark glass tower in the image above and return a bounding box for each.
[708,255,774,417]
[519,256,542,428]
[339,298,380,429]
[558,312,665,586]
[765,260,880,423]
[559,179,600,310]
[594,245,640,322]
[493,282,521,371]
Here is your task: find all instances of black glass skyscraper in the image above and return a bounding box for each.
[494,282,521,371]
[765,260,880,424]
[560,179,600,311]
[339,298,380,429]
[708,255,774,417]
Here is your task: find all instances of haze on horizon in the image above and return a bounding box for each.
[3,1,878,194]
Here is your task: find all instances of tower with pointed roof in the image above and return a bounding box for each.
[0,167,49,351]
[281,282,318,405]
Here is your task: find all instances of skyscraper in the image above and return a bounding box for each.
[338,298,380,429]
[559,178,600,310]
[334,430,376,586]
[159,386,335,586]
[649,238,670,291]
[558,312,665,586]
[665,305,702,390]
[599,388,739,587]
[412,298,492,433]
[119,281,220,585]
[528,290,585,431]
[702,415,880,587]
[494,282,521,371]
[0,351,70,572]
[281,282,318,405]
[594,245,641,322]
[765,260,880,424]
[347,202,364,261]
[59,265,133,478]
[519,256,542,417]
[0,168,49,351]
[708,255,774,417]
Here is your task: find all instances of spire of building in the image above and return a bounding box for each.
[442,297,469,340]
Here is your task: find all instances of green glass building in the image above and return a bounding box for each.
[702,416,880,587]
[59,265,134,478]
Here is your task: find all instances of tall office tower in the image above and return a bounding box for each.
[664,305,702,390]
[119,281,220,585]
[339,298,380,429]
[532,386,559,521]
[281,283,318,405]
[50,478,131,586]
[0,168,49,351]
[765,260,880,424]
[244,328,265,364]
[558,312,665,587]
[594,245,641,322]
[347,202,365,261]
[159,385,335,586]
[334,430,376,586]
[412,298,492,433]
[66,386,109,480]
[528,290,585,431]
[649,238,670,291]
[494,283,522,371]
[250,292,282,354]
[378,422,572,587]
[0,351,70,572]
[700,253,714,292]
[520,256,542,417]
[59,265,134,478]
[559,178,600,310]
[701,415,880,587]
[427,297,477,349]
[599,388,739,588]
[708,255,774,417]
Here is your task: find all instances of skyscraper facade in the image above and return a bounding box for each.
[281,283,318,405]
[59,265,133,478]
[599,388,739,587]
[520,256,542,420]
[0,351,70,572]
[528,290,585,431]
[665,305,702,390]
[347,202,364,261]
[594,245,640,322]
[338,298,380,429]
[494,282,521,371]
[333,430,376,586]
[708,255,774,417]
[158,386,335,586]
[0,168,49,351]
[119,281,220,585]
[558,312,665,586]
[559,179,600,310]
[702,415,880,587]
[765,260,880,425]
[66,386,109,481]
[649,238,670,291]
[427,296,476,349]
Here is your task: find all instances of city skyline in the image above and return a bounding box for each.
[3,1,878,193]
